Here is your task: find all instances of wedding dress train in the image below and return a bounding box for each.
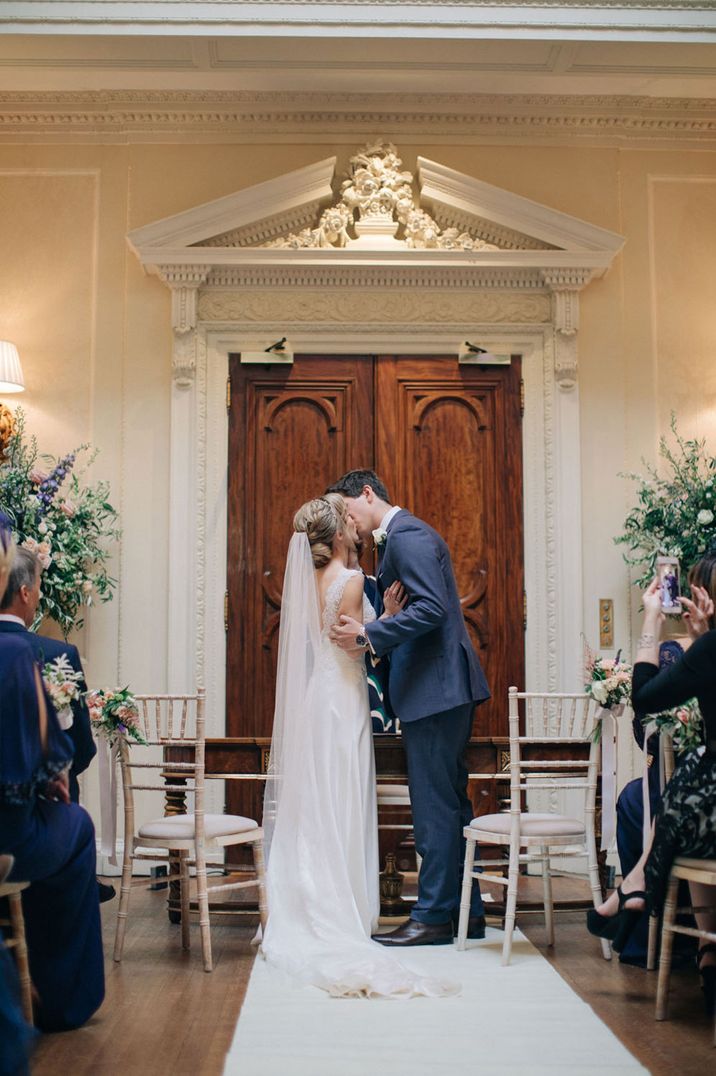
[261,544,458,999]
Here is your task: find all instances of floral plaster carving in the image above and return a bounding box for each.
[197,289,551,325]
[265,142,500,252]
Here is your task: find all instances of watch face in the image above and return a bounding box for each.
[356,634,367,647]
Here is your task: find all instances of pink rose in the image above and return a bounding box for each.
[29,469,48,485]
[60,500,76,518]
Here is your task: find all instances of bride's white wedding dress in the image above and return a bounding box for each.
[261,543,457,999]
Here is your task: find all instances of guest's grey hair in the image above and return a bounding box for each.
[0,546,39,611]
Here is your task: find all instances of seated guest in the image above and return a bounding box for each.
[588,576,716,1013]
[0,548,114,902]
[0,519,105,1033]
[615,552,716,965]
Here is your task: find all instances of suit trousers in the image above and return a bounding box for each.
[401,703,485,924]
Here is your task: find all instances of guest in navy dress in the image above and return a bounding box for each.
[615,552,716,965]
[0,522,104,1033]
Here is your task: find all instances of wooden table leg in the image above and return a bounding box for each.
[164,776,187,924]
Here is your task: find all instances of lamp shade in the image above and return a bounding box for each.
[0,341,24,393]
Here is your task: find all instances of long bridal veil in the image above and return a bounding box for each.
[262,531,320,869]
[261,531,458,999]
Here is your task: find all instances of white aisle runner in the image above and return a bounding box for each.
[224,928,646,1076]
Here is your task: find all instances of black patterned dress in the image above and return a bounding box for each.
[632,629,716,911]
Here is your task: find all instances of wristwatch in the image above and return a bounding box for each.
[355,632,368,649]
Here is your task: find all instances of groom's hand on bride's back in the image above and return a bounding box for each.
[329,615,366,653]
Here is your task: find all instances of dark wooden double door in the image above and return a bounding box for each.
[227,353,525,758]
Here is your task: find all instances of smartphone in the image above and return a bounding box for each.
[655,556,682,615]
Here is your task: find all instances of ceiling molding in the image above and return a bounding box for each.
[2,1,714,42]
[1,90,716,146]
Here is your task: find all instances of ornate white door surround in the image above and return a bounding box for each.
[128,143,623,733]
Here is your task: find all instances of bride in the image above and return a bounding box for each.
[261,493,457,998]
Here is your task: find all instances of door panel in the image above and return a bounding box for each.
[376,357,524,738]
[227,354,524,744]
[227,356,373,741]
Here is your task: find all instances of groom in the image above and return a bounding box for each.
[328,470,490,945]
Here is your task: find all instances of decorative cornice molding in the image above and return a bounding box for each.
[1,91,715,145]
[204,265,546,290]
[200,203,325,248]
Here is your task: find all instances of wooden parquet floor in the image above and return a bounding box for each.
[29,876,715,1075]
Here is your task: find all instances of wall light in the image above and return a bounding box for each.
[0,341,25,393]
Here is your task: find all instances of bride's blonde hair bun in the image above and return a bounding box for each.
[293,493,347,569]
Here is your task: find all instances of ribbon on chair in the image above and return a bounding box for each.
[97,734,119,867]
[598,704,621,852]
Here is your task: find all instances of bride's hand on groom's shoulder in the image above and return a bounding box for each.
[329,615,365,653]
[382,581,407,618]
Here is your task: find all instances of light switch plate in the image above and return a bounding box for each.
[599,598,614,649]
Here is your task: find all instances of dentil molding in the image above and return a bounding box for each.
[1,92,715,146]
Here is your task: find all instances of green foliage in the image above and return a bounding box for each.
[0,408,120,635]
[615,415,716,587]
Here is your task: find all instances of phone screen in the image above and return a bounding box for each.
[657,559,681,614]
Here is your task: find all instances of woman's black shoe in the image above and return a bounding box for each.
[697,943,716,1017]
[586,885,647,953]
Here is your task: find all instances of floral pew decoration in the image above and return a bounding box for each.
[584,645,633,852]
[88,688,145,867]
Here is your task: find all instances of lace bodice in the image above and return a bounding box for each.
[321,568,376,635]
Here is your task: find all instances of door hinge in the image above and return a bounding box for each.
[523,589,527,631]
[226,375,231,413]
[519,378,525,417]
[224,591,229,633]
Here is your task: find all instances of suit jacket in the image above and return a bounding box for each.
[364,510,490,723]
[0,621,95,802]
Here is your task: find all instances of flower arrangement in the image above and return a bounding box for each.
[643,698,705,755]
[87,687,146,746]
[584,646,633,710]
[615,414,716,587]
[42,654,84,731]
[0,408,120,634]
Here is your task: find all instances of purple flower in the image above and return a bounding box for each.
[36,452,77,514]
[117,723,127,734]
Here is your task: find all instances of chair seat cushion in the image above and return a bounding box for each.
[138,812,259,841]
[470,812,585,837]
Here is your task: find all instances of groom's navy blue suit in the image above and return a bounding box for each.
[364,510,490,924]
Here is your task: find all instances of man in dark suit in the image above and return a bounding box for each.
[0,547,114,902]
[329,470,490,945]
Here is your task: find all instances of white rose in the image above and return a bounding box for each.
[37,521,48,535]
[697,509,714,526]
[591,681,608,704]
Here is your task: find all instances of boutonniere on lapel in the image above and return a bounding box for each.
[372,527,388,551]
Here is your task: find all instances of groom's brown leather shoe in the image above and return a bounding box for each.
[373,919,454,946]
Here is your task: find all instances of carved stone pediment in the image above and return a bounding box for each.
[127,141,624,391]
[127,140,623,277]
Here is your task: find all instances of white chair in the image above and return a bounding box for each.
[648,857,716,1046]
[113,691,267,972]
[458,687,609,965]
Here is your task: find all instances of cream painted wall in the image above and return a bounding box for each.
[1,137,715,841]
